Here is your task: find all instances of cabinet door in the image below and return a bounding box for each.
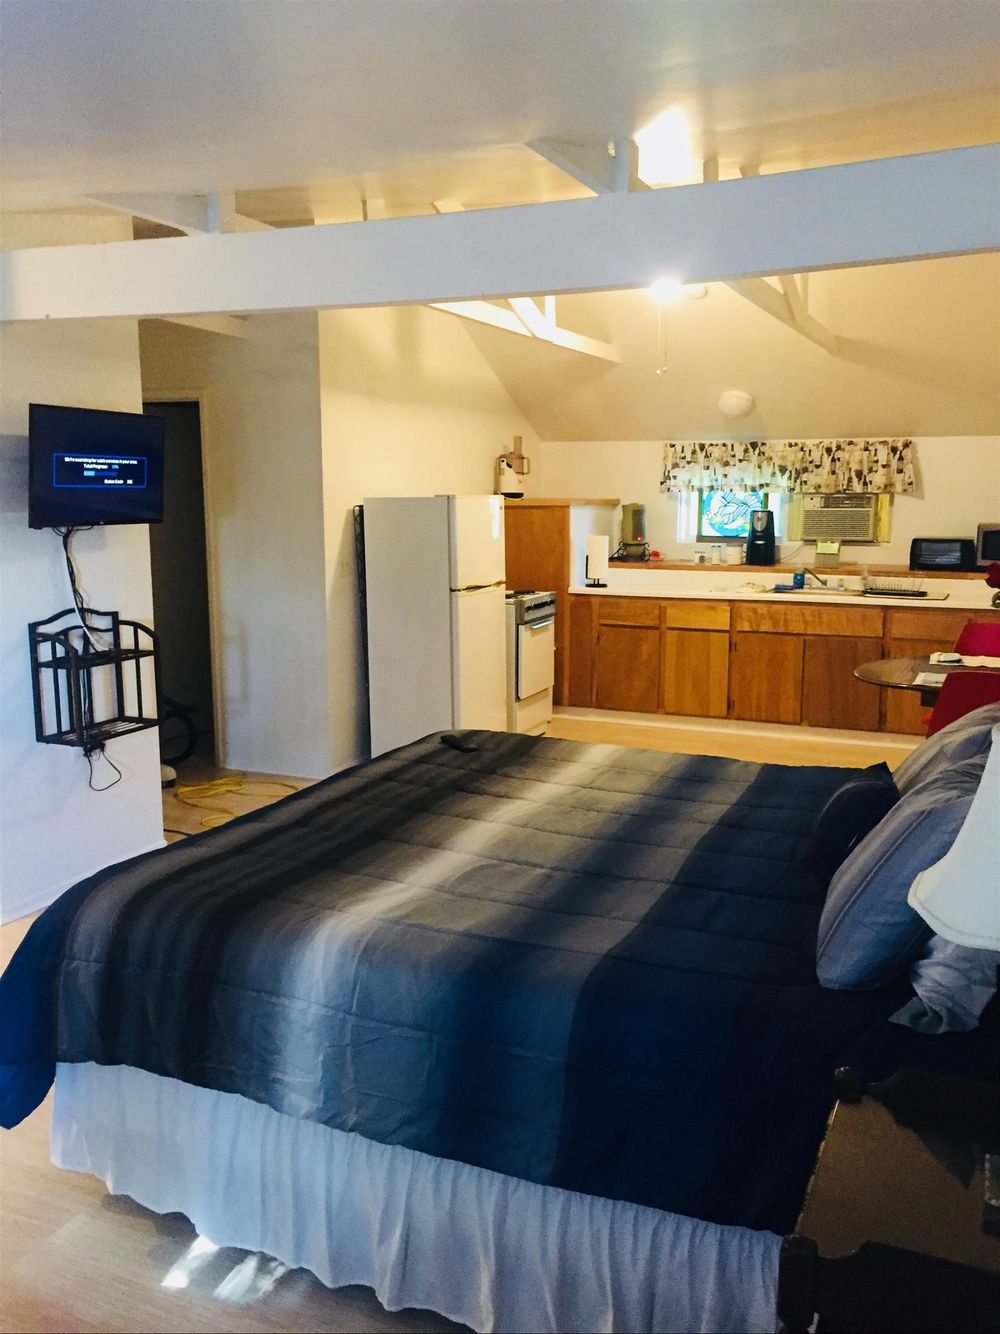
[731,632,804,723]
[594,624,660,713]
[802,636,883,731]
[662,628,729,717]
[568,595,596,705]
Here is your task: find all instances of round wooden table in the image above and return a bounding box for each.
[854,656,1000,707]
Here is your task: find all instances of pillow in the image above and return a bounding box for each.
[816,756,987,990]
[813,763,900,870]
[891,937,1000,1034]
[893,702,1000,795]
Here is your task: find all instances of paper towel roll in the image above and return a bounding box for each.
[585,534,609,584]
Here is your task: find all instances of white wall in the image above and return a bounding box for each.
[141,304,536,780]
[317,304,538,772]
[140,315,330,777]
[0,214,163,922]
[538,436,1000,563]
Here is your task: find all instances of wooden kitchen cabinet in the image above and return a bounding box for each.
[568,591,1000,735]
[731,631,804,723]
[802,635,883,731]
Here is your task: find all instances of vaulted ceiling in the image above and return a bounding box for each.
[2,0,998,221]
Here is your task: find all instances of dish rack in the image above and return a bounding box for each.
[859,572,928,599]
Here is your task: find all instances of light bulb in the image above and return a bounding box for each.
[648,277,685,305]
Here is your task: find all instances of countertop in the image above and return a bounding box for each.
[569,569,995,610]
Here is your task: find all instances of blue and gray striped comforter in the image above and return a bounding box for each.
[2,731,994,1231]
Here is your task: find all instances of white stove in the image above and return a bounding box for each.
[505,590,556,734]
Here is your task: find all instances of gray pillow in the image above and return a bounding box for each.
[893,702,1000,795]
[891,937,1000,1034]
[816,756,987,990]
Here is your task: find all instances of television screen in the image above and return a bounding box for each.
[28,403,165,529]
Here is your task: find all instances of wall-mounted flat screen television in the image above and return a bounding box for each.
[28,403,165,528]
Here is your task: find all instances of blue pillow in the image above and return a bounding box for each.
[813,763,899,869]
[891,936,1000,1034]
[816,756,987,990]
[893,702,1000,794]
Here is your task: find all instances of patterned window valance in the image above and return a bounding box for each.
[660,439,916,494]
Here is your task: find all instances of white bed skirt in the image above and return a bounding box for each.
[52,1063,779,1334]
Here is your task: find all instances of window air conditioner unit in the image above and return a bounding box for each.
[786,493,889,543]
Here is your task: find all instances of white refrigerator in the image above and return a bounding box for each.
[363,495,508,756]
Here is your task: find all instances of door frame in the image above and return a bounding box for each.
[142,388,226,763]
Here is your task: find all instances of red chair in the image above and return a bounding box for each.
[926,671,1000,735]
[954,621,1000,655]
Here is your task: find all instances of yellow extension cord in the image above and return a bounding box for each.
[172,775,301,829]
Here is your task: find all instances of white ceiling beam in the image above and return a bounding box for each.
[778,273,807,324]
[6,146,997,324]
[86,191,271,235]
[528,136,644,194]
[726,276,839,354]
[204,192,273,233]
[85,192,211,235]
[151,314,250,338]
[507,296,620,362]
[434,201,618,360]
[430,300,532,336]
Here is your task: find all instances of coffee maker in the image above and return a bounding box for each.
[745,510,776,565]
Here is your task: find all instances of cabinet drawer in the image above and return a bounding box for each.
[662,600,731,631]
[595,597,661,625]
[886,609,997,642]
[733,603,883,637]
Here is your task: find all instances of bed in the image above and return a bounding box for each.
[2,730,996,1333]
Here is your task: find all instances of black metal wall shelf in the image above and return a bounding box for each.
[29,607,160,749]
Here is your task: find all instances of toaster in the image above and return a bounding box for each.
[908,537,977,572]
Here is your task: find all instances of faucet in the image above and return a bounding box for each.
[803,567,828,587]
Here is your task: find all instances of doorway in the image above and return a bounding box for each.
[144,400,215,760]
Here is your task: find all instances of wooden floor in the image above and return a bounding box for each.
[1,721,915,1333]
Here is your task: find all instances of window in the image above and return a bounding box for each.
[676,490,786,543]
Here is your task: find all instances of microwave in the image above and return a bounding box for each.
[909,537,977,572]
[977,523,1000,568]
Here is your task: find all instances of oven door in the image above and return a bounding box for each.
[516,617,555,699]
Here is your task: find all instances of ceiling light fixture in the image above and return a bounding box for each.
[634,108,697,186]
[647,278,708,305]
[647,277,686,305]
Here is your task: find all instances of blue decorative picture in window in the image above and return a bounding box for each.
[698,489,767,539]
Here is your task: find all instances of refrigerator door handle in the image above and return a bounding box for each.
[454,580,506,593]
